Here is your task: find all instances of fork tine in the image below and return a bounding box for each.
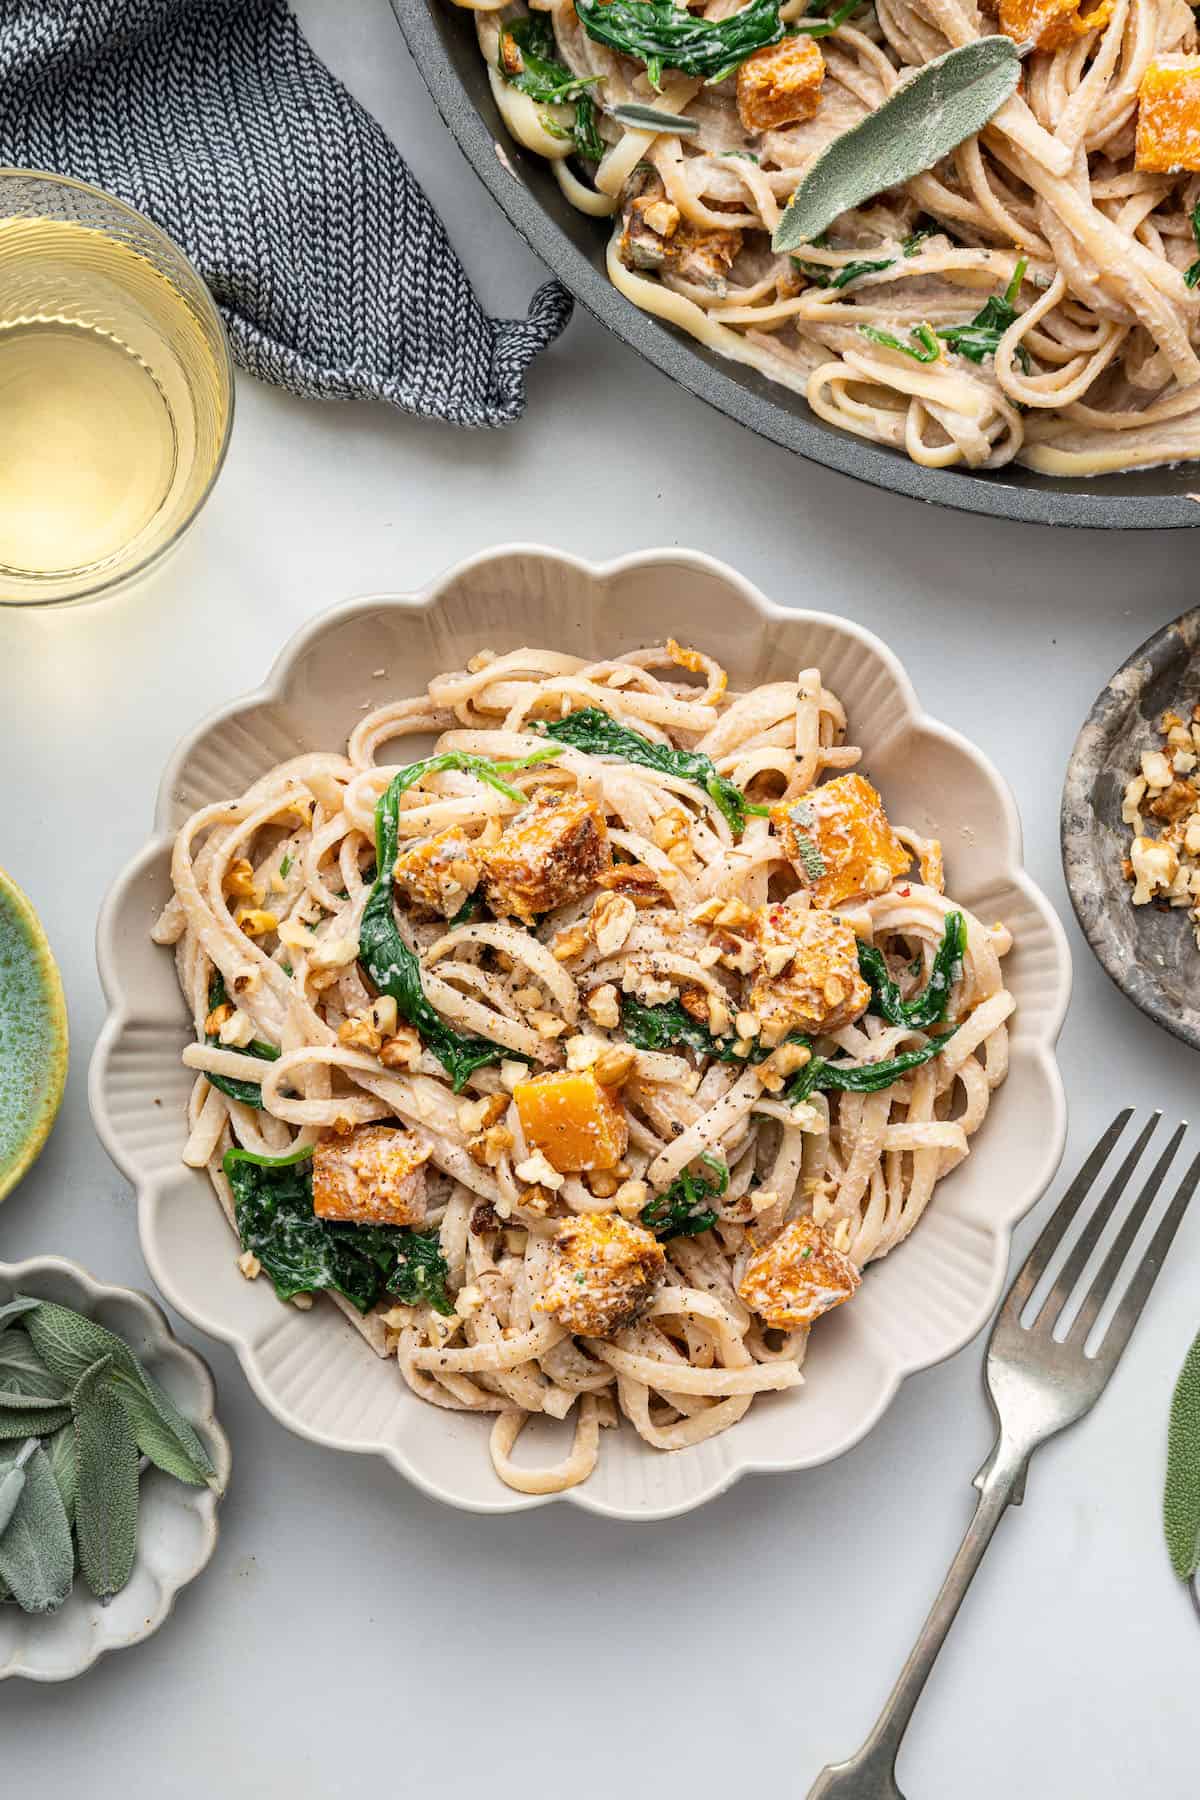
[1066,1122,1188,1346]
[1091,1147,1200,1377]
[998,1108,1137,1327]
[1028,1111,1161,1334]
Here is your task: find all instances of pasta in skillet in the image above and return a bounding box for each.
[455,0,1200,477]
[156,641,1014,1493]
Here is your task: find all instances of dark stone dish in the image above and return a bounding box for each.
[1062,607,1200,1049]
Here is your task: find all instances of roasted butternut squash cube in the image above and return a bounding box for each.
[392,826,480,917]
[670,220,744,293]
[617,167,743,296]
[514,1069,628,1173]
[737,1216,861,1331]
[771,772,910,908]
[999,0,1111,51]
[479,791,610,923]
[536,1211,665,1337]
[312,1123,430,1227]
[1136,57,1200,173]
[748,905,870,1045]
[736,37,825,133]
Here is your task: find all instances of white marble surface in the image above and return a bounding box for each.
[0,0,1196,1788]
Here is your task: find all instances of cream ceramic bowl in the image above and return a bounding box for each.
[90,546,1070,1520]
[0,1258,230,1680]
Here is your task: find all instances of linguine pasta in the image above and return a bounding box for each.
[156,641,1014,1493]
[458,0,1200,477]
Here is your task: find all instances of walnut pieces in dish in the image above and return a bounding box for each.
[1121,706,1200,940]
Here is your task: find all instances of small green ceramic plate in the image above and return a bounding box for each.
[0,870,68,1203]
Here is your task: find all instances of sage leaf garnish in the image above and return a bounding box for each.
[73,1356,140,1601]
[0,1387,71,1412]
[0,1330,66,1402]
[0,1443,34,1537]
[110,1367,216,1488]
[0,1299,220,1616]
[25,1300,216,1486]
[0,1445,73,1614]
[772,36,1022,250]
[0,1297,41,1330]
[1165,1327,1200,1579]
[46,1424,78,1528]
[610,102,700,135]
[0,1404,71,1439]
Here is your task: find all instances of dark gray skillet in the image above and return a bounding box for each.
[393,0,1199,530]
[1063,606,1200,1049]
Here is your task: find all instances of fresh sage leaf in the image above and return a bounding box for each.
[25,1301,216,1485]
[0,1445,74,1614]
[1165,1327,1200,1578]
[0,1330,66,1402]
[0,1386,71,1412]
[0,1297,41,1330]
[0,1464,28,1538]
[773,37,1022,250]
[110,1367,216,1488]
[73,1356,140,1601]
[610,102,700,135]
[0,1404,71,1440]
[45,1424,79,1528]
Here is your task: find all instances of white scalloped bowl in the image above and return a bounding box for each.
[89,546,1070,1520]
[0,1258,230,1680]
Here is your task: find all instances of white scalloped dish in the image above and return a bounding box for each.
[90,546,1070,1520]
[0,1258,230,1681]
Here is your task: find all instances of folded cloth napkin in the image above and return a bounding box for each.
[0,0,572,426]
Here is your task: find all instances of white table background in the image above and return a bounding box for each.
[1,0,1196,1788]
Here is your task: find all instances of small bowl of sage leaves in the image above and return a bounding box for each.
[0,1257,230,1681]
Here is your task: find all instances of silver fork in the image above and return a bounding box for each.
[809,1109,1200,1800]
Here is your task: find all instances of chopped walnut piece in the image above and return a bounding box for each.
[596,862,672,907]
[586,984,620,1029]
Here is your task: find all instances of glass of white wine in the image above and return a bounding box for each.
[0,170,234,606]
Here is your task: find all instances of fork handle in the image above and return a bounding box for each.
[808,1435,1029,1799]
